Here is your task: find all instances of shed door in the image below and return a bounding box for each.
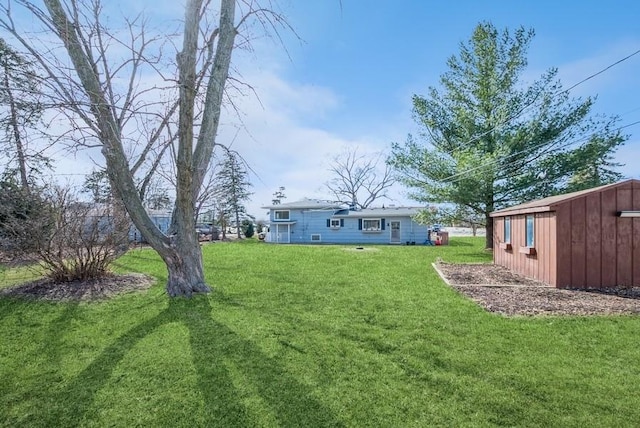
[390,221,401,243]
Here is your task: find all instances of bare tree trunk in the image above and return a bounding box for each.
[164,233,208,297]
[3,0,257,297]
[485,212,493,249]
[48,0,235,296]
[235,208,241,239]
[3,64,29,189]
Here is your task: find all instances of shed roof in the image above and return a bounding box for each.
[490,179,640,217]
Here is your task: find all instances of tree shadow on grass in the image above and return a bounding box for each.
[40,296,341,427]
[0,296,21,322]
[447,240,474,247]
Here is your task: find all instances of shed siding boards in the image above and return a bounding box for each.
[494,212,555,285]
[492,179,640,289]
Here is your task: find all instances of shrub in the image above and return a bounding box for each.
[0,179,54,256]
[1,183,130,282]
[38,188,131,282]
[244,222,255,238]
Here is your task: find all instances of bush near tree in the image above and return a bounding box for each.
[242,220,255,238]
[0,179,130,282]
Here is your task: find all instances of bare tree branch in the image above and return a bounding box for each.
[326,147,396,209]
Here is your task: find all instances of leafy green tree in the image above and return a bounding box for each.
[215,150,253,239]
[0,175,52,254]
[564,132,625,192]
[82,169,112,203]
[389,22,626,248]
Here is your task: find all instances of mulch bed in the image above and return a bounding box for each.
[434,262,640,316]
[0,273,155,301]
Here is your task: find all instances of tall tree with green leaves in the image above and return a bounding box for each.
[389,22,626,249]
[564,131,625,192]
[215,150,253,239]
[82,169,112,204]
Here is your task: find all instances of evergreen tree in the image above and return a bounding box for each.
[0,38,49,189]
[565,132,625,192]
[241,219,255,238]
[215,151,253,239]
[82,169,112,203]
[389,22,626,248]
[0,175,52,254]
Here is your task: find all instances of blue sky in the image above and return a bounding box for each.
[25,1,639,218]
[223,0,640,217]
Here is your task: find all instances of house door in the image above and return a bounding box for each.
[276,224,290,243]
[390,221,401,243]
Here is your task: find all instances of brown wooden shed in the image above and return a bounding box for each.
[490,179,640,289]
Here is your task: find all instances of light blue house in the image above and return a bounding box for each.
[262,198,430,244]
[129,209,172,243]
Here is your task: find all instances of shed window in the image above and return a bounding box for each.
[504,216,511,244]
[525,215,535,247]
[274,210,289,220]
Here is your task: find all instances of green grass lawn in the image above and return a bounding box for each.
[2,237,640,427]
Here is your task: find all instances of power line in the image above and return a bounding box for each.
[564,49,640,93]
[442,115,640,185]
[425,48,640,184]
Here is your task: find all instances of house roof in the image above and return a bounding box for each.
[333,206,424,218]
[261,198,425,217]
[261,198,345,210]
[490,179,640,217]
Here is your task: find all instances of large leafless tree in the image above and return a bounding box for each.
[0,0,287,297]
[325,147,396,209]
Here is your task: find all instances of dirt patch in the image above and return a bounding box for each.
[0,273,156,302]
[434,262,640,316]
[343,247,380,252]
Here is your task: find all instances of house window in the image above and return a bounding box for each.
[504,216,511,244]
[525,215,535,247]
[362,219,381,231]
[274,210,289,220]
[311,234,321,242]
[330,219,341,228]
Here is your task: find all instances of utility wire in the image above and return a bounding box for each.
[428,48,640,184]
[444,118,640,186]
[442,114,640,185]
[564,49,640,93]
